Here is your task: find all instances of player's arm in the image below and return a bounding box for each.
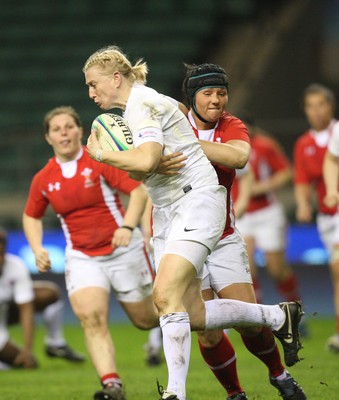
[251,166,292,196]
[87,130,162,173]
[294,183,313,223]
[112,184,149,248]
[199,139,250,169]
[323,150,339,208]
[22,214,51,273]
[140,196,153,252]
[233,168,254,219]
[13,301,37,368]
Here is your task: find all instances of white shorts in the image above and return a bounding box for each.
[317,212,339,252]
[201,230,253,292]
[65,229,153,302]
[152,185,226,276]
[236,202,287,252]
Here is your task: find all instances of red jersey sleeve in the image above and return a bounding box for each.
[293,135,311,184]
[24,170,50,218]
[217,114,250,144]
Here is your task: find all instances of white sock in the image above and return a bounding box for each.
[160,312,190,400]
[42,299,66,347]
[147,327,163,351]
[205,299,285,331]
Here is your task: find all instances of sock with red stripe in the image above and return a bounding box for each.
[241,327,285,378]
[100,372,122,388]
[198,333,244,396]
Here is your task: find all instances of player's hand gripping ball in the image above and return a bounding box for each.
[91,113,134,151]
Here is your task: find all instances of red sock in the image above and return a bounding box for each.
[241,327,284,378]
[100,373,122,388]
[198,333,244,396]
[276,272,300,302]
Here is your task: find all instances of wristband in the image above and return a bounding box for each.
[121,225,134,232]
[96,149,103,162]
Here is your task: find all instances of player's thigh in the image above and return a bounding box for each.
[69,286,110,324]
[217,282,256,303]
[119,292,158,330]
[154,252,198,311]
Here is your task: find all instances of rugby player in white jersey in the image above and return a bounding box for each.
[0,228,84,369]
[84,45,304,400]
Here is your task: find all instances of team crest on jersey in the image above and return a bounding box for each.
[48,182,61,192]
[81,168,94,188]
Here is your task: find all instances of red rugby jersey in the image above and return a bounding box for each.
[24,147,140,256]
[189,111,250,238]
[293,125,337,215]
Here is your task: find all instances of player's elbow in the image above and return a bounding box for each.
[234,152,250,169]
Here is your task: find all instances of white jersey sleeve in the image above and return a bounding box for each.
[328,121,339,157]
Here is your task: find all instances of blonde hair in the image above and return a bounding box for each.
[44,106,82,133]
[83,45,148,84]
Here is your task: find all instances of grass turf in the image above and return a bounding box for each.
[2,316,338,399]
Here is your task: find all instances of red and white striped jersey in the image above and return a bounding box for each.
[24,147,140,256]
[188,111,250,238]
[294,120,338,215]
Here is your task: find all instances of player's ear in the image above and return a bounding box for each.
[78,127,84,140]
[112,71,122,88]
[45,133,52,145]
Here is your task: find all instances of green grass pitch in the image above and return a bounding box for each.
[2,317,338,399]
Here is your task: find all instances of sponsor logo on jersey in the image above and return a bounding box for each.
[48,182,61,192]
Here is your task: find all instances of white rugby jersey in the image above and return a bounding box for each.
[124,84,219,206]
[0,254,34,329]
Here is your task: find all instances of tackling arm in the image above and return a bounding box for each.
[199,139,250,169]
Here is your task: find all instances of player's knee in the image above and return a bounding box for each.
[197,329,224,347]
[152,287,170,314]
[131,314,159,330]
[235,325,262,337]
[76,309,106,331]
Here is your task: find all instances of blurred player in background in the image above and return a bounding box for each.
[294,83,339,352]
[22,106,160,400]
[179,63,305,400]
[0,227,84,369]
[84,46,304,400]
[233,112,302,308]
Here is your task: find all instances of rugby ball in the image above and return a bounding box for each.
[91,113,134,151]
